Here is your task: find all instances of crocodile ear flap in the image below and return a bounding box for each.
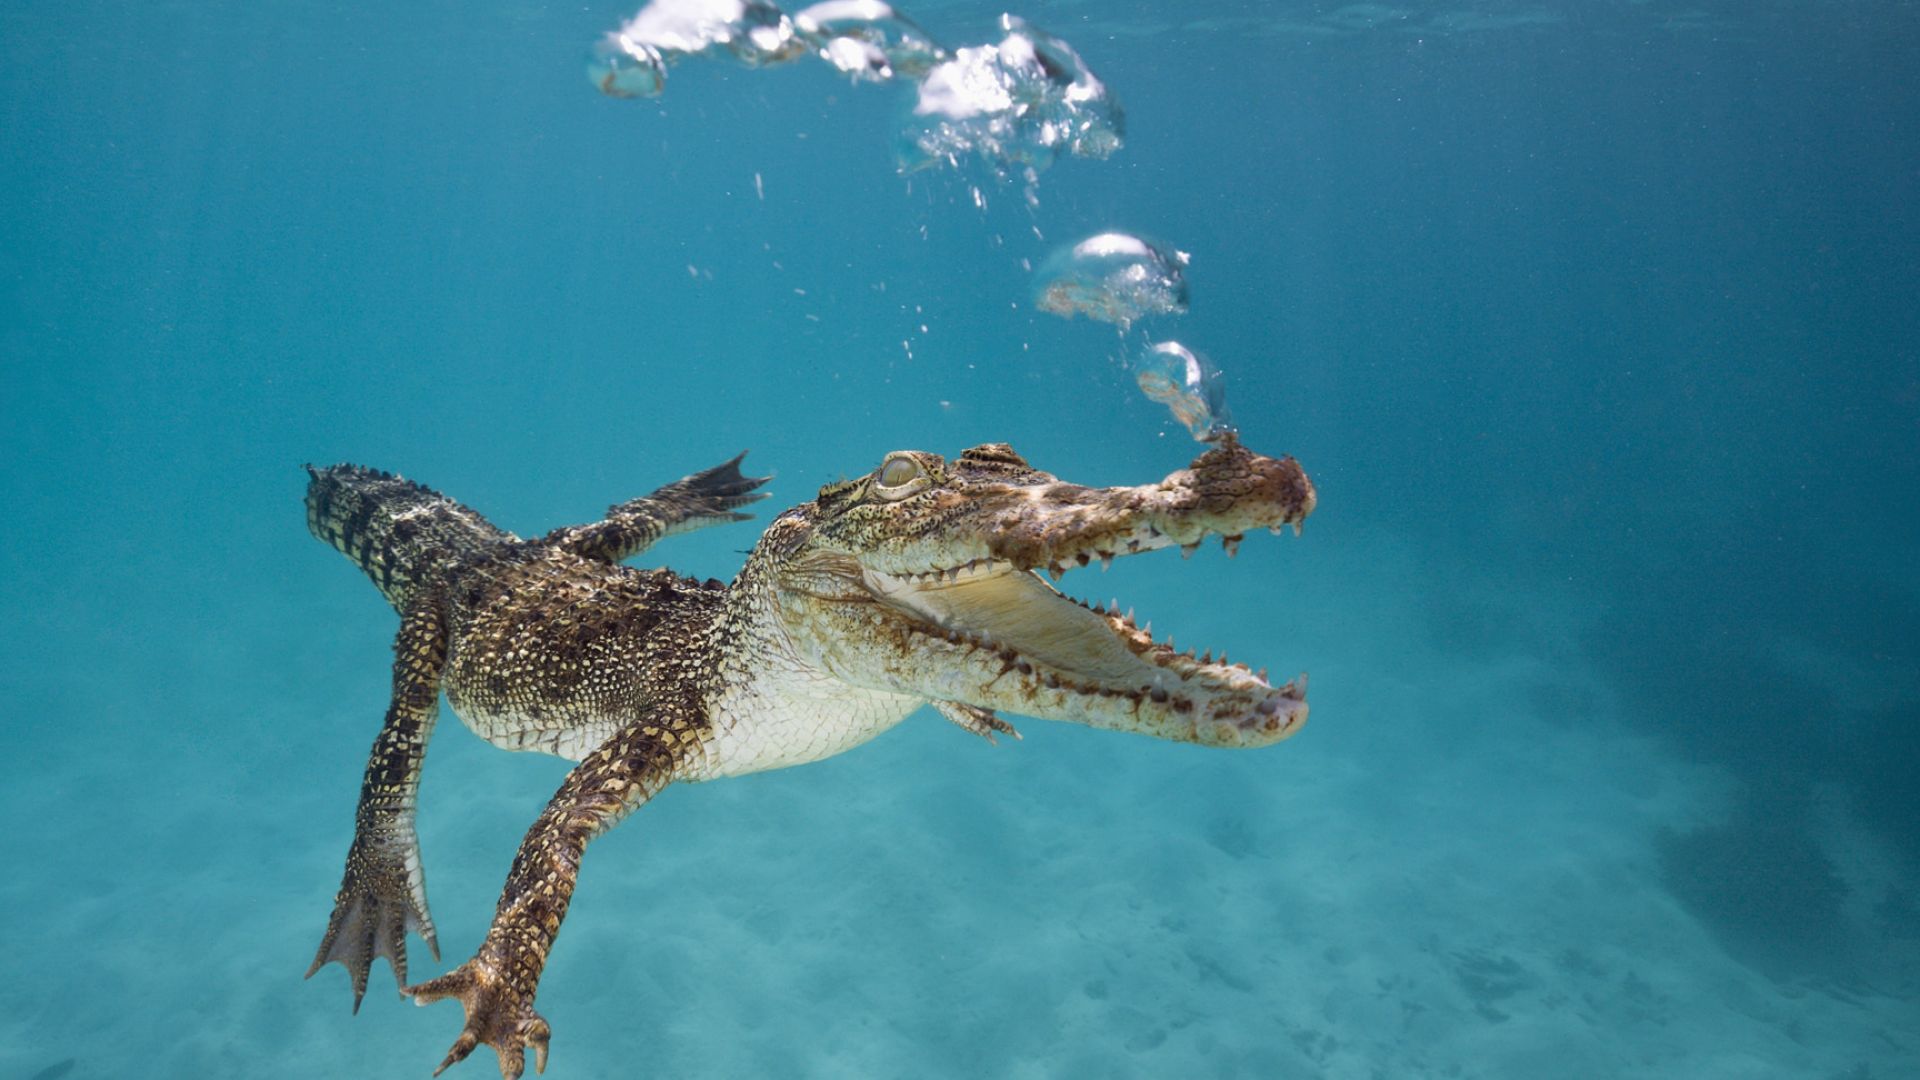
[955,443,1049,485]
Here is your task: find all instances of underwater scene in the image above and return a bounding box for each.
[2,0,1917,1077]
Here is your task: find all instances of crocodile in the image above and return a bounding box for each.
[303,435,1315,1078]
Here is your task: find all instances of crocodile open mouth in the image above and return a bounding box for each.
[792,434,1316,747]
[862,533,1308,747]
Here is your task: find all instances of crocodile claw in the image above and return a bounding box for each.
[932,700,1021,744]
[408,958,551,1079]
[306,835,438,1011]
[661,451,773,519]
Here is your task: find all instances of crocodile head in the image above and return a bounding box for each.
[749,435,1315,748]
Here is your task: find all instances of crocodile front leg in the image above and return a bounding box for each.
[307,598,448,1010]
[406,697,699,1078]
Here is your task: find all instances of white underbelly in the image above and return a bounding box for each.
[448,699,615,761]
[682,665,920,781]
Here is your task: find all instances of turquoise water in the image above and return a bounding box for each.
[4,1,1917,1076]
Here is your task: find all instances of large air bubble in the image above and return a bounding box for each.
[793,1,946,81]
[725,1,807,66]
[896,15,1124,177]
[1033,232,1188,330]
[1136,341,1233,442]
[590,0,804,96]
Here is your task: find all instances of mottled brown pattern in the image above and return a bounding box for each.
[304,455,765,1075]
[303,436,1315,1078]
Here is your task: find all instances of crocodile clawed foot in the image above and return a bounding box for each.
[933,700,1021,744]
[667,452,773,517]
[407,958,551,1079]
[307,838,438,1012]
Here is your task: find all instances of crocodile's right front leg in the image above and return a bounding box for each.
[308,597,448,1010]
[406,696,698,1078]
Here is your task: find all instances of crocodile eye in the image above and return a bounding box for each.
[873,454,929,499]
[879,457,921,487]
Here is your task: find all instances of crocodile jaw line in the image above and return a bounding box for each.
[861,551,1307,748]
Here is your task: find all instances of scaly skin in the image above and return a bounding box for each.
[303,435,1314,1077]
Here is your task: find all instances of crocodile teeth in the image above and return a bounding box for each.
[1222,535,1241,557]
[1181,544,1198,559]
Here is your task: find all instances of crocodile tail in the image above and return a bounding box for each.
[304,464,509,608]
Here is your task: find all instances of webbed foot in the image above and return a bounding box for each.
[306,834,438,1011]
[658,451,773,521]
[407,958,552,1079]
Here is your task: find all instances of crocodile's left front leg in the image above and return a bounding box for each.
[405,696,702,1079]
[308,596,449,1009]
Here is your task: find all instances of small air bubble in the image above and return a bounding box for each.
[1135,341,1234,443]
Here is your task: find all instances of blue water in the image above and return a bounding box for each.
[4,1,1917,1076]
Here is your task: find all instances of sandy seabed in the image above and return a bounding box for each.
[2,536,1912,1080]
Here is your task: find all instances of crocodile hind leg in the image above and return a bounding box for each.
[308,598,448,1011]
[406,699,700,1078]
[544,452,771,564]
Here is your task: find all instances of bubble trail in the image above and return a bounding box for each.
[793,1,946,81]
[1033,232,1188,330]
[1136,341,1234,442]
[895,15,1124,177]
[589,0,806,97]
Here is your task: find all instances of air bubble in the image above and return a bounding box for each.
[588,33,669,98]
[895,15,1124,177]
[1136,341,1233,442]
[1032,232,1188,330]
[592,0,804,92]
[592,4,1124,202]
[793,1,946,81]
[727,1,807,67]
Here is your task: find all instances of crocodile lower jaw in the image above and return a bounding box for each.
[861,549,1307,746]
